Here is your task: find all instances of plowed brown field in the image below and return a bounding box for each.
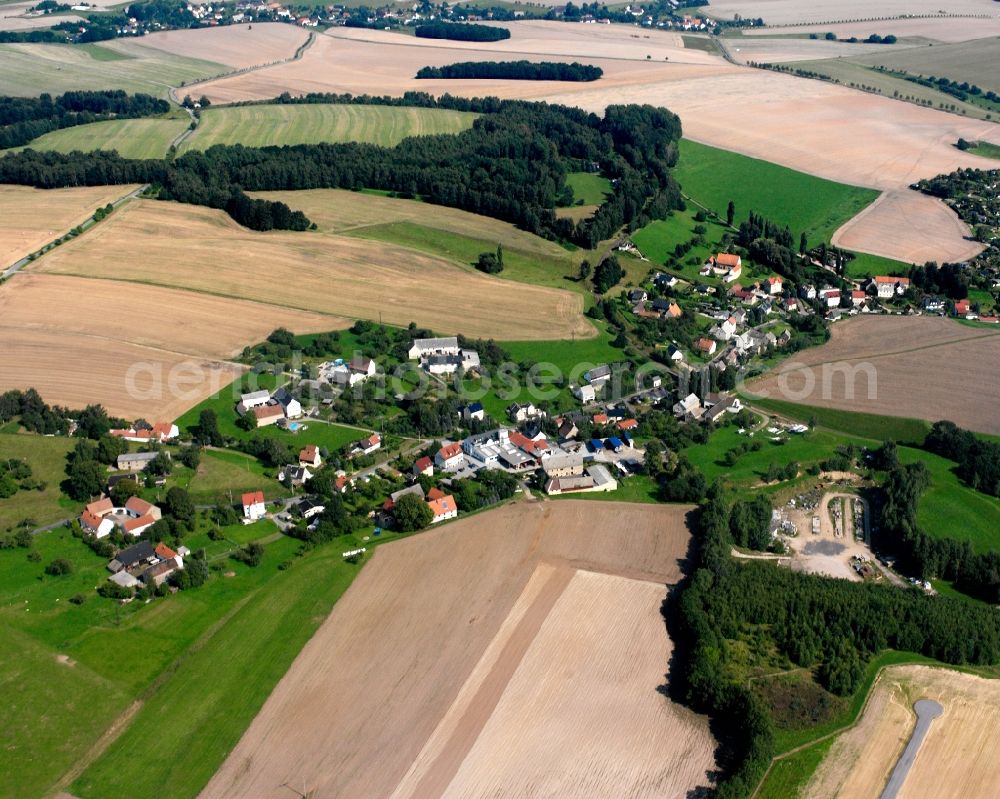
[750,316,1000,435]
[199,501,716,799]
[0,273,341,417]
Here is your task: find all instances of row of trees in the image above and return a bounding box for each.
[925,420,1000,496]
[0,90,168,149]
[416,61,602,82]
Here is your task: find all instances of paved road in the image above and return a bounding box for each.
[2,183,149,278]
[880,699,943,799]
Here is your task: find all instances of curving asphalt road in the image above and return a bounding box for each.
[879,698,944,799]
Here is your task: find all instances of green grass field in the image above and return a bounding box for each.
[849,37,1000,96]
[0,506,368,799]
[899,447,1000,552]
[845,250,913,279]
[755,738,834,799]
[0,432,74,532]
[745,397,931,445]
[180,104,478,151]
[674,139,879,247]
[0,41,224,98]
[187,448,279,504]
[9,116,188,159]
[71,540,363,799]
[564,171,612,205]
[970,141,1000,161]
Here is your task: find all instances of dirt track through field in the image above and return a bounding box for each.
[750,316,1000,435]
[199,501,714,799]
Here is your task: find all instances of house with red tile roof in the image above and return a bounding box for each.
[353,432,381,456]
[435,442,464,470]
[252,404,284,428]
[617,418,639,431]
[80,510,115,538]
[413,456,433,477]
[765,276,783,295]
[427,494,458,524]
[299,444,322,468]
[110,422,179,444]
[242,491,266,521]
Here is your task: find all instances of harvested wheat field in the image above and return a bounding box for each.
[127,22,309,68]
[199,501,715,799]
[832,189,984,265]
[804,665,1000,799]
[726,37,891,64]
[750,315,1000,435]
[0,184,139,268]
[36,200,592,340]
[0,273,341,417]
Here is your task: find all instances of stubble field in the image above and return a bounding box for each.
[199,501,716,799]
[804,665,1000,799]
[0,272,342,418]
[125,22,309,68]
[33,199,593,340]
[750,316,1000,436]
[0,184,140,268]
[744,18,1000,43]
[706,0,996,25]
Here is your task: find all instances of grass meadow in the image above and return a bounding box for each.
[0,432,75,531]
[0,41,223,98]
[674,139,879,247]
[970,141,1000,161]
[10,116,187,159]
[181,103,478,151]
[564,171,613,205]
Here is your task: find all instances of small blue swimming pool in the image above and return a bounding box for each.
[287,422,301,431]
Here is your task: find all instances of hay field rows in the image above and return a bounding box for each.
[804,665,1000,799]
[9,116,187,159]
[0,184,139,268]
[831,189,984,265]
[200,501,714,799]
[0,273,342,418]
[33,199,593,341]
[0,40,224,98]
[180,104,478,151]
[750,316,1000,436]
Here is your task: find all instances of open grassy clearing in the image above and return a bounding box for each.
[805,665,1000,799]
[844,249,914,279]
[36,200,592,341]
[755,738,835,799]
[0,273,340,419]
[200,501,713,799]
[252,188,584,292]
[564,170,612,205]
[0,432,73,531]
[750,315,1000,436]
[180,103,479,151]
[674,138,879,247]
[9,116,188,159]
[0,184,139,268]
[0,40,224,97]
[186,448,277,504]
[746,397,932,444]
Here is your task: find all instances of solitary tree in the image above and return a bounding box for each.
[799,231,808,254]
[726,200,735,227]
